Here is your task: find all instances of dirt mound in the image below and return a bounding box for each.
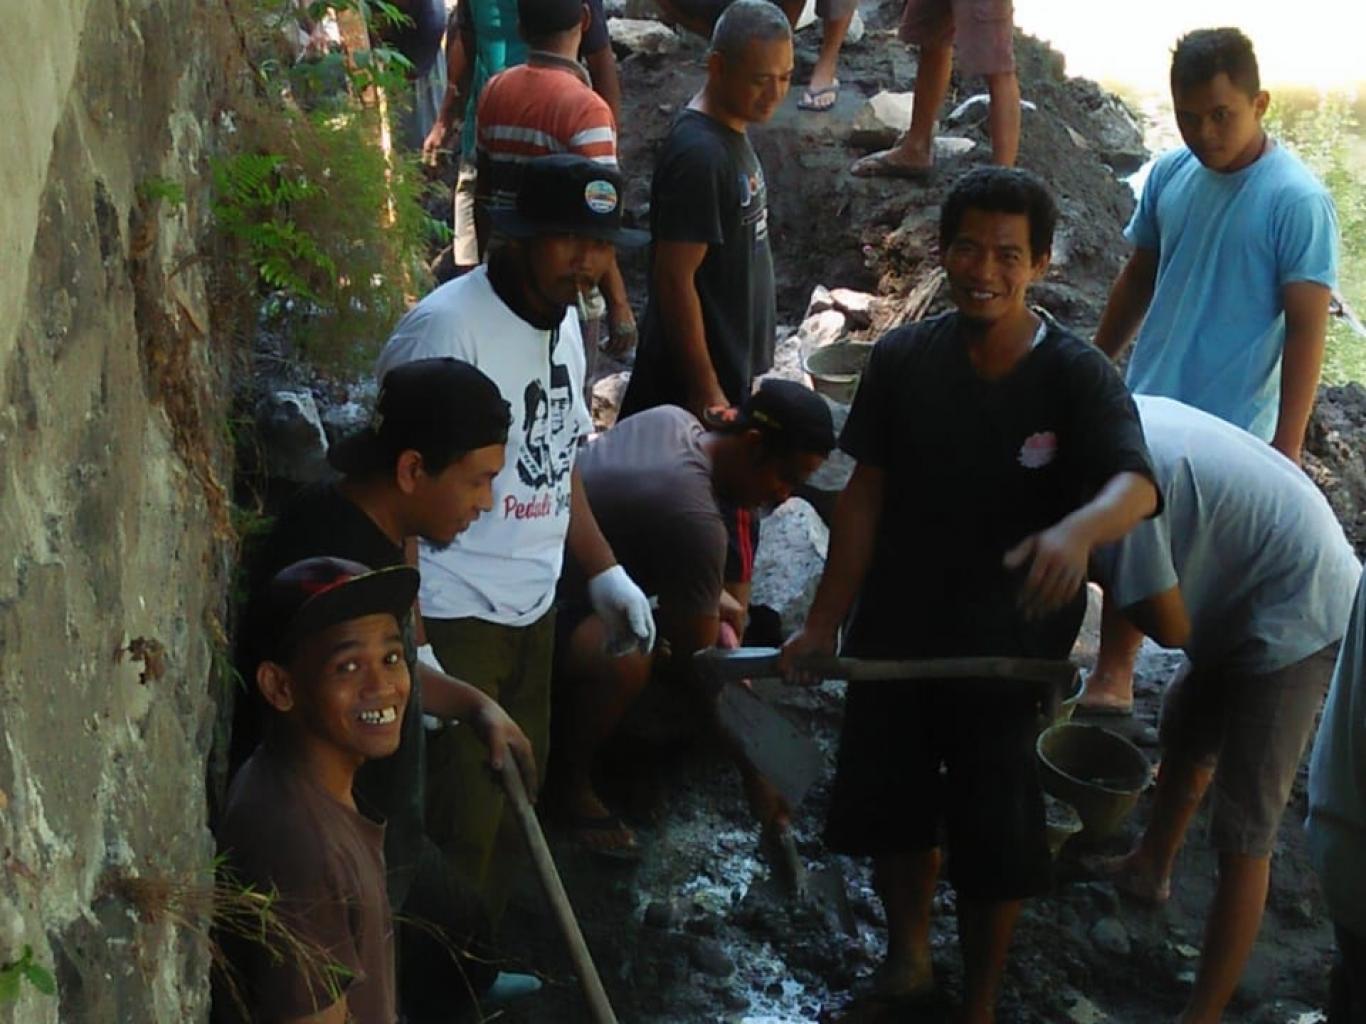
[1306,382,1366,554]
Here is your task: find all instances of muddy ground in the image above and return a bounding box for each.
[467,5,1360,1024]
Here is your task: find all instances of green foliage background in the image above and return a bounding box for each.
[216,0,440,373]
[1269,94,1366,385]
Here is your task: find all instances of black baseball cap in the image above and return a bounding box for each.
[491,154,650,248]
[258,557,419,663]
[711,378,837,455]
[328,358,511,476]
[519,0,584,37]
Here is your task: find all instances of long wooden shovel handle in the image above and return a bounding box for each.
[500,761,619,1024]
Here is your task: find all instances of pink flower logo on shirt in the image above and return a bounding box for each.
[1018,431,1058,469]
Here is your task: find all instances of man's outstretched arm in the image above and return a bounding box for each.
[653,240,727,416]
[1271,280,1332,464]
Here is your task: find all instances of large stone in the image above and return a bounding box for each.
[320,398,369,445]
[751,498,830,635]
[608,17,680,56]
[829,288,875,328]
[848,92,979,159]
[848,90,914,149]
[796,309,846,351]
[945,92,1037,129]
[591,370,631,430]
[256,389,332,482]
[1089,916,1132,957]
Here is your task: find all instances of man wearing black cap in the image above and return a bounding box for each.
[238,357,537,1021]
[550,379,834,857]
[217,556,419,1024]
[376,154,655,924]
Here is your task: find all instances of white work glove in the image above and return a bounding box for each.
[586,565,657,656]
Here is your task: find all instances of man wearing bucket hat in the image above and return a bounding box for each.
[237,356,541,1020]
[1089,396,1360,1024]
[376,153,654,926]
[217,556,419,1023]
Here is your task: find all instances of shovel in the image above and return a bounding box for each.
[500,760,619,1024]
[695,646,1079,812]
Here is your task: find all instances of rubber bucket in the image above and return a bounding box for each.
[1036,723,1151,844]
[802,342,873,403]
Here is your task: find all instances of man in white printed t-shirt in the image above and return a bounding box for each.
[375,154,654,925]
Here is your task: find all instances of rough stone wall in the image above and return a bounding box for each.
[0,1,240,1019]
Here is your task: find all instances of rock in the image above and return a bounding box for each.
[684,913,719,937]
[804,283,834,318]
[643,900,676,930]
[255,389,331,482]
[1081,881,1121,917]
[829,288,875,328]
[602,0,626,16]
[688,937,735,978]
[1064,123,1092,150]
[1135,726,1160,748]
[1084,94,1148,175]
[721,988,750,1011]
[622,0,660,19]
[607,17,680,56]
[751,498,830,636]
[1066,993,1109,1023]
[591,370,630,429]
[765,331,806,385]
[796,309,846,351]
[945,92,1038,128]
[845,9,864,45]
[320,398,368,445]
[848,90,914,149]
[1089,916,1131,957]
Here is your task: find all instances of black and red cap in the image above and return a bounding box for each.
[258,557,419,663]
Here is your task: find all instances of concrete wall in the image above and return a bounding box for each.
[0,1,238,1018]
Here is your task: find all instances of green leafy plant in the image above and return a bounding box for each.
[0,945,56,1003]
[217,0,438,372]
[137,176,187,208]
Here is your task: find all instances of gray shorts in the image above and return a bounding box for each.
[899,0,1015,77]
[1159,645,1339,857]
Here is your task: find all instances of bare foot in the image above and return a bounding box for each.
[1088,850,1171,906]
[560,786,640,858]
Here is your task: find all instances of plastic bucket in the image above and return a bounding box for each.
[1036,723,1151,844]
[802,342,873,404]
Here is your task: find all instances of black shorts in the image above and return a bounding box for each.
[721,501,761,585]
[824,679,1053,901]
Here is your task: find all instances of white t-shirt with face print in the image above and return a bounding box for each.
[376,265,591,626]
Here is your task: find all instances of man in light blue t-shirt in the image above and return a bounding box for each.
[1083,27,1340,717]
[1091,397,1360,1024]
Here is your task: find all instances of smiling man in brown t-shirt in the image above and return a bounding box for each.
[215,558,419,1024]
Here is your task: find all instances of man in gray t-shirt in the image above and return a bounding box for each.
[551,381,833,857]
[1091,396,1361,1024]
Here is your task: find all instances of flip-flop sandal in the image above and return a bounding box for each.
[1081,853,1170,907]
[566,813,642,863]
[797,79,840,112]
[849,149,934,182]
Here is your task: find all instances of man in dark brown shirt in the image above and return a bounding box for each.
[216,557,420,1024]
[551,380,834,857]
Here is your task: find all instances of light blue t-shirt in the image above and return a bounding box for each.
[1124,144,1339,441]
[1307,571,1366,935]
[1093,396,1360,673]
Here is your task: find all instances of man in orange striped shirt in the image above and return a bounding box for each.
[475,0,635,360]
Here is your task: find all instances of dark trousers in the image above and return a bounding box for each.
[1331,923,1366,1024]
[398,837,499,1023]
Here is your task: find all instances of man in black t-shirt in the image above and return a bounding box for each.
[782,169,1161,1022]
[235,358,538,1023]
[620,0,788,421]
[619,0,792,627]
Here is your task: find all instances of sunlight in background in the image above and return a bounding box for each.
[1013,0,1366,94]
